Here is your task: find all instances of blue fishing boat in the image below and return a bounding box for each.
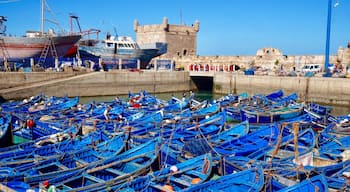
[181,120,250,157]
[116,154,213,192]
[240,102,304,124]
[324,119,350,135]
[161,110,226,141]
[159,120,249,165]
[317,133,350,161]
[266,89,284,101]
[274,175,328,192]
[214,123,280,156]
[248,128,315,162]
[184,166,264,192]
[163,96,189,113]
[0,131,112,168]
[190,103,220,120]
[0,181,39,192]
[326,162,350,190]
[0,133,125,185]
[209,120,250,145]
[211,93,239,107]
[0,114,12,147]
[49,138,160,191]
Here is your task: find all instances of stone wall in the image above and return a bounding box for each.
[0,72,80,90]
[0,71,191,100]
[173,54,337,72]
[134,17,199,58]
[212,73,350,106]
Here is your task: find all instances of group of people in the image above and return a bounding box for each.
[182,91,195,102]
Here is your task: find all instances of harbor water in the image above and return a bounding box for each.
[80,90,350,116]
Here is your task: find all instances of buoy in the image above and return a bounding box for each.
[162,184,174,192]
[43,180,49,188]
[132,103,141,108]
[191,178,201,184]
[170,165,178,173]
[26,119,34,128]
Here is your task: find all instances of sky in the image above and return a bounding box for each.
[0,0,349,56]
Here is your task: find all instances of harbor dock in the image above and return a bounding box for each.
[0,71,349,107]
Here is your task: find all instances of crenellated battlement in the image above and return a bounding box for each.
[134,17,199,58]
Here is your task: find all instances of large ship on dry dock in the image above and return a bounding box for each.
[0,1,81,62]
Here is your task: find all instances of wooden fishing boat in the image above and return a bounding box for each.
[162,110,226,140]
[190,103,220,120]
[184,166,264,192]
[248,128,315,162]
[131,110,226,145]
[317,134,350,161]
[49,138,160,191]
[266,89,284,101]
[0,131,112,168]
[27,96,79,114]
[271,175,328,192]
[0,94,45,113]
[0,114,12,147]
[209,120,250,145]
[211,93,239,107]
[0,133,125,185]
[240,102,304,124]
[214,123,280,156]
[303,102,333,129]
[270,93,298,105]
[178,120,250,157]
[163,96,189,113]
[326,162,350,190]
[158,120,249,166]
[325,119,350,135]
[116,153,213,192]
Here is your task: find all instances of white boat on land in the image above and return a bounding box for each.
[78,33,167,69]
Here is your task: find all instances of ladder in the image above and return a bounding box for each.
[0,38,10,71]
[37,36,58,67]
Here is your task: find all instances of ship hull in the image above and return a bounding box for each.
[79,43,167,69]
[0,35,81,60]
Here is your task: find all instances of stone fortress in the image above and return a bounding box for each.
[134,17,350,73]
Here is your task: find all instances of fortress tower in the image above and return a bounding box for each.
[134,17,199,58]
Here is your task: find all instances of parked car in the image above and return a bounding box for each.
[301,64,322,73]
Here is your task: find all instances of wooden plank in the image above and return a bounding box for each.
[105,168,125,176]
[169,176,191,187]
[0,184,16,192]
[151,184,174,192]
[84,174,105,183]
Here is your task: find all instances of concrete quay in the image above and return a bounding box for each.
[0,71,349,107]
[212,72,350,107]
[0,71,191,100]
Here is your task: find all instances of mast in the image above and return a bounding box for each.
[41,0,44,34]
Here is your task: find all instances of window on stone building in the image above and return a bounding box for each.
[183,49,187,56]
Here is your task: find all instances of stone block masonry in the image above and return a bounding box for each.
[212,73,350,106]
[0,71,191,100]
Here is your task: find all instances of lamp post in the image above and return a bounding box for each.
[324,0,339,77]
[324,0,333,77]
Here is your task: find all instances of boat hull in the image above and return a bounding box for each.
[79,43,167,69]
[0,35,81,60]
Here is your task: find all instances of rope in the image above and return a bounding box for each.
[293,122,300,181]
[264,123,286,192]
